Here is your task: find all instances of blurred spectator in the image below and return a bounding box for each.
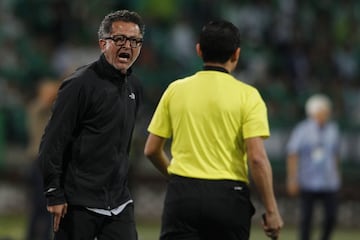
[286,94,341,240]
[169,17,197,68]
[25,79,59,240]
[224,0,271,46]
[333,41,358,83]
[1,80,27,145]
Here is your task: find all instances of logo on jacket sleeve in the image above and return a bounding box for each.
[129,92,136,100]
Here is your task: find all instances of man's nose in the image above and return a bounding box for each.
[123,39,132,48]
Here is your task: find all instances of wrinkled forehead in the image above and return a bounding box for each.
[110,21,142,37]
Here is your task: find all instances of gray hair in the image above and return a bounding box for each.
[305,94,332,117]
[98,10,145,39]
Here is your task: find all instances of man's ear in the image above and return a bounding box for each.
[230,48,241,62]
[99,39,106,53]
[196,43,203,58]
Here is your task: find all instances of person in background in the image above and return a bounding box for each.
[144,20,283,240]
[286,94,341,240]
[26,79,59,240]
[39,10,144,240]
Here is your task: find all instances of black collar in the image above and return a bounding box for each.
[203,65,229,74]
[99,54,132,81]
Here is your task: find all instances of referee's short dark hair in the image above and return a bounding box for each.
[199,20,241,63]
[98,10,145,39]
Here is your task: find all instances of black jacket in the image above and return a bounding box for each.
[39,54,142,209]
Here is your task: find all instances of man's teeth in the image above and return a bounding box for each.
[119,53,130,59]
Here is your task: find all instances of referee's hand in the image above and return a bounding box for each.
[262,212,283,239]
[47,203,68,232]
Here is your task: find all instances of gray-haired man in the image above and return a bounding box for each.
[287,94,341,240]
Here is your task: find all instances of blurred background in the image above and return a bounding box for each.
[0,0,359,239]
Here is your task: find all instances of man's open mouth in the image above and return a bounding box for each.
[118,52,130,61]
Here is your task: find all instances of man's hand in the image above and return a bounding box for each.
[262,212,283,239]
[286,154,299,197]
[286,180,299,197]
[47,203,68,232]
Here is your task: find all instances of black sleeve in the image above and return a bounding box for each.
[132,75,144,115]
[38,75,88,206]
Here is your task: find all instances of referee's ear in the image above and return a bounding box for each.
[230,48,241,63]
[196,43,203,58]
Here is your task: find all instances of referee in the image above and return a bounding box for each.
[144,20,283,240]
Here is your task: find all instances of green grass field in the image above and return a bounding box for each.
[1,214,359,240]
[136,222,360,240]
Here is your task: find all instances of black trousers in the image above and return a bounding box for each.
[54,204,137,240]
[299,190,338,240]
[160,175,255,240]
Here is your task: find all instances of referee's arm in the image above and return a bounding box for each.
[144,133,170,178]
[246,136,283,239]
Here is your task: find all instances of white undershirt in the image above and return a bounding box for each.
[86,199,133,216]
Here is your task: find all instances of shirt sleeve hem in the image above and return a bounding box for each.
[147,128,171,139]
[243,132,270,139]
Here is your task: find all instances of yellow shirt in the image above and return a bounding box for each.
[148,69,270,183]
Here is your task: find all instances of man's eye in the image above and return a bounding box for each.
[114,37,125,42]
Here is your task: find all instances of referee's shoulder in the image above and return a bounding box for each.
[235,79,262,98]
[166,75,194,90]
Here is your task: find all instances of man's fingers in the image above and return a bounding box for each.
[47,206,53,213]
[53,213,61,232]
[265,228,279,240]
[47,204,68,232]
[62,204,68,217]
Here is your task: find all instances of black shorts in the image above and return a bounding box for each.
[160,175,255,240]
